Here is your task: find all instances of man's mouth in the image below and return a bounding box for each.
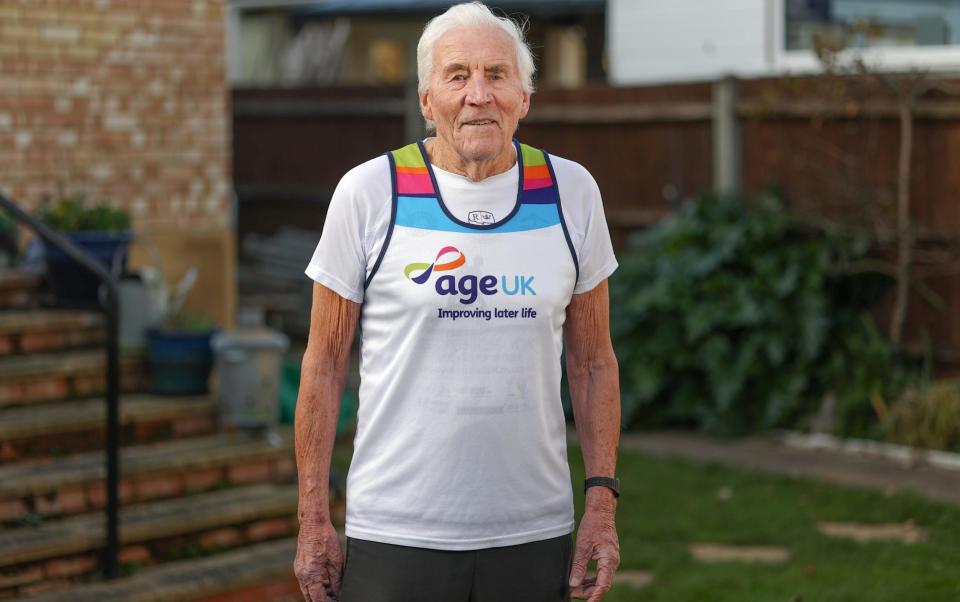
[462,119,497,126]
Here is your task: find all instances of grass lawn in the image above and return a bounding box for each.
[330,437,960,601]
[571,443,960,601]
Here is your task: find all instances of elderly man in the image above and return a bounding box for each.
[294,2,621,601]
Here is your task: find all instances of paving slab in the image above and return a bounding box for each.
[613,569,655,590]
[816,520,928,544]
[689,543,791,563]
[568,427,960,506]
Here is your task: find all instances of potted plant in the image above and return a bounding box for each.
[38,191,133,307]
[147,311,218,396]
[145,268,218,395]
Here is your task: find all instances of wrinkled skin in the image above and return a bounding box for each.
[294,283,359,601]
[565,280,622,600]
[568,500,621,601]
[420,25,530,181]
[294,519,344,601]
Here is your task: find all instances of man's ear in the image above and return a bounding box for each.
[420,89,433,122]
[518,89,531,120]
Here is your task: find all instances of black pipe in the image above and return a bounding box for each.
[0,193,122,579]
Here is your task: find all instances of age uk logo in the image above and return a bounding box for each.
[403,245,465,284]
[403,246,536,305]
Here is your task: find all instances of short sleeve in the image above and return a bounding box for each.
[552,156,618,295]
[304,158,388,303]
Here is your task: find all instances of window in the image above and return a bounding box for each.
[785,0,960,52]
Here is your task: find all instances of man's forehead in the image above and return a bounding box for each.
[433,26,518,68]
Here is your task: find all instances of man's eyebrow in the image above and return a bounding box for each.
[441,62,469,74]
[440,62,512,75]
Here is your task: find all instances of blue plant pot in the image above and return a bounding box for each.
[43,230,134,307]
[146,328,217,396]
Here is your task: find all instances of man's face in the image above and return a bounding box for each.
[420,26,530,165]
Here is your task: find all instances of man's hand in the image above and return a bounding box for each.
[294,519,344,602]
[569,489,620,601]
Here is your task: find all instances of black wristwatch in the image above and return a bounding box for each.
[584,476,620,498]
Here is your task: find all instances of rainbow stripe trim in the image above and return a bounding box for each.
[388,140,561,233]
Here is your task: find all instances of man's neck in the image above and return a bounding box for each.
[424,138,516,182]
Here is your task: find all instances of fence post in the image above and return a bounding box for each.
[712,75,741,194]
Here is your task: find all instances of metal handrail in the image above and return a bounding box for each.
[0,193,122,579]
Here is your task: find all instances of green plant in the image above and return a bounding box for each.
[39,191,131,232]
[883,380,960,453]
[158,309,216,332]
[610,192,908,436]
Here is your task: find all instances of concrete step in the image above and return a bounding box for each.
[0,271,43,309]
[0,349,143,407]
[0,395,217,465]
[0,427,295,524]
[0,483,300,597]
[15,537,308,601]
[0,310,104,356]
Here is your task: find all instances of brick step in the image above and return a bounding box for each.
[0,395,217,465]
[15,537,313,601]
[0,310,104,356]
[0,426,295,524]
[0,271,43,310]
[0,349,143,408]
[0,483,300,597]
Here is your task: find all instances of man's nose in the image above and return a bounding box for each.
[465,74,492,104]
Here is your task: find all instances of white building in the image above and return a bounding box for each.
[609,0,960,85]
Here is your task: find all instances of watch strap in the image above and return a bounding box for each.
[584,476,620,498]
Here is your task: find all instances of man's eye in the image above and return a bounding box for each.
[490,73,502,80]
[452,74,466,81]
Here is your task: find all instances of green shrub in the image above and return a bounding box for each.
[883,380,960,452]
[39,192,131,232]
[610,192,907,436]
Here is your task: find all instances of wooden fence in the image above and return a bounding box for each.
[233,75,960,368]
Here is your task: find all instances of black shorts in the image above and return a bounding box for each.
[339,533,573,602]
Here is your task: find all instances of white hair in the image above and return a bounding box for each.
[416,1,536,98]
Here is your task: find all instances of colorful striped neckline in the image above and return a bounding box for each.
[389,139,559,232]
[415,139,524,231]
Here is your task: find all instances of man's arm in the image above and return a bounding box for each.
[564,278,621,601]
[293,282,361,601]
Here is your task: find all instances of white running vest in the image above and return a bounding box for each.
[346,140,580,550]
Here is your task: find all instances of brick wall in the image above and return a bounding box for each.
[0,0,231,230]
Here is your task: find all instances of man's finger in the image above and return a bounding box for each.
[584,576,611,601]
[328,555,343,598]
[568,541,593,587]
[569,575,597,599]
[307,573,330,602]
[298,584,313,602]
[594,555,617,591]
[587,584,610,602]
